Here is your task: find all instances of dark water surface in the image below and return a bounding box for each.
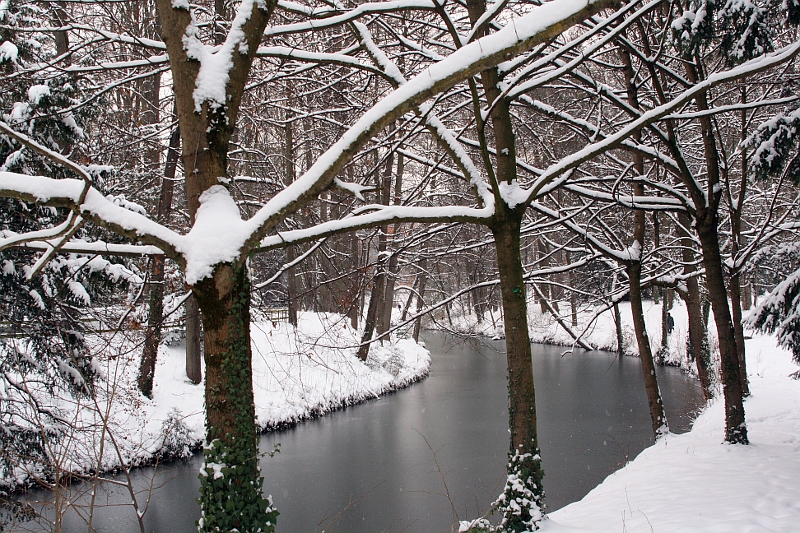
[17,332,703,533]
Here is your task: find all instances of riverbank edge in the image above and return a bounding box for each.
[1,316,432,496]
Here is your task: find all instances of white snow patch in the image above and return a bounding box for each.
[498,180,530,209]
[27,85,50,104]
[0,40,18,63]
[541,334,800,533]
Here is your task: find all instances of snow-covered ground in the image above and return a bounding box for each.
[2,312,430,488]
[539,332,800,533]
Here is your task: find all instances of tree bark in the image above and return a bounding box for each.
[347,233,361,329]
[684,62,748,444]
[377,151,405,336]
[413,258,427,343]
[193,262,277,532]
[138,123,180,397]
[729,272,749,396]
[678,212,713,399]
[613,302,624,355]
[154,1,278,527]
[697,219,748,443]
[185,294,202,385]
[492,215,545,531]
[284,102,299,327]
[628,262,668,438]
[357,150,394,359]
[356,241,387,361]
[620,44,667,439]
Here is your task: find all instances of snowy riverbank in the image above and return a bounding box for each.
[538,332,800,533]
[2,312,431,489]
[441,297,716,370]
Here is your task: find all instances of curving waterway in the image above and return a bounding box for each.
[17,332,703,533]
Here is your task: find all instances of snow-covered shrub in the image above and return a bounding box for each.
[367,345,404,377]
[459,517,494,532]
[157,408,197,460]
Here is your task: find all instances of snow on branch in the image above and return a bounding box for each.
[0,171,182,263]
[524,40,800,205]
[258,204,491,251]
[333,177,373,201]
[185,0,260,111]
[265,0,440,37]
[245,0,619,248]
[745,107,800,183]
[351,21,491,208]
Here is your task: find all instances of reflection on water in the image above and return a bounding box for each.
[12,332,703,533]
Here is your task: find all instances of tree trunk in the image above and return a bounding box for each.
[628,262,668,439]
[696,220,748,444]
[357,150,394,359]
[193,262,277,533]
[283,95,300,328]
[347,233,360,329]
[613,302,624,355]
[682,60,748,444]
[413,258,427,343]
[377,151,404,335]
[356,250,387,361]
[620,44,666,439]
[659,288,671,360]
[138,125,179,397]
[377,251,398,337]
[685,275,712,399]
[731,85,749,396]
[51,2,70,59]
[492,216,545,531]
[536,240,551,314]
[286,245,299,327]
[679,211,713,399]
[568,251,578,327]
[729,272,749,395]
[401,275,418,322]
[138,256,165,397]
[185,294,202,384]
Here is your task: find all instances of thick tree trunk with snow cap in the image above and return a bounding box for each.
[154,0,278,527]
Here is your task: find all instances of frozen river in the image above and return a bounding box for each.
[20,332,703,533]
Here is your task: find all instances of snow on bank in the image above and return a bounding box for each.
[149,312,430,439]
[3,312,430,487]
[442,298,716,369]
[539,333,800,533]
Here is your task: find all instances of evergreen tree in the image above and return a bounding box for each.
[0,2,140,522]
